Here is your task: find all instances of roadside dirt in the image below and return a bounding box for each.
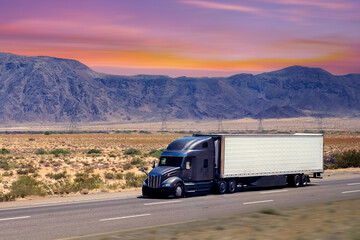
[66,198,360,240]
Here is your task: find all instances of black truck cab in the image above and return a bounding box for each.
[142,136,219,197]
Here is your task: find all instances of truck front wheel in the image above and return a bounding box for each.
[217,180,227,194]
[174,183,184,198]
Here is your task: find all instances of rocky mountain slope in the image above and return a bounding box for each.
[0,52,359,123]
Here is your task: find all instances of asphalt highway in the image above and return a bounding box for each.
[0,177,359,240]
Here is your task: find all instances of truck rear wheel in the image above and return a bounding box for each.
[217,180,227,194]
[227,179,237,193]
[293,174,301,187]
[174,183,184,198]
[300,174,308,186]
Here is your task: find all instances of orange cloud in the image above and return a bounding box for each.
[90,49,350,72]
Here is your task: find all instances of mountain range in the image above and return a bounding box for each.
[0,52,359,123]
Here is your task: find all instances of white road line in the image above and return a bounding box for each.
[347,182,360,186]
[144,200,182,206]
[259,190,288,194]
[100,214,151,222]
[243,200,274,205]
[0,216,31,222]
[342,190,360,194]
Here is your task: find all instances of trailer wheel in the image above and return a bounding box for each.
[227,179,237,193]
[217,180,227,194]
[293,174,301,187]
[300,174,308,186]
[174,183,184,198]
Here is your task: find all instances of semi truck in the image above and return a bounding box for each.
[142,134,323,198]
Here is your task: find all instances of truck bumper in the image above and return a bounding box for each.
[142,186,175,198]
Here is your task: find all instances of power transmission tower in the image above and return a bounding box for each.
[160,110,168,132]
[68,103,80,133]
[257,118,264,132]
[217,116,223,133]
[317,116,323,132]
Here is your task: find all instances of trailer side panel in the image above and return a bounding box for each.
[222,135,323,178]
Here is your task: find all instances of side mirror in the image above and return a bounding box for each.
[152,160,156,168]
[140,168,148,176]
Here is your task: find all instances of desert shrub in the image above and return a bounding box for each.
[36,149,48,155]
[104,172,115,179]
[303,130,314,133]
[131,158,148,169]
[115,130,137,134]
[124,148,142,156]
[72,172,103,192]
[28,138,35,141]
[131,157,143,165]
[32,173,40,177]
[49,181,73,195]
[10,176,46,198]
[0,159,17,170]
[124,172,146,188]
[335,149,360,168]
[109,154,116,158]
[123,162,133,170]
[0,192,16,202]
[139,130,151,134]
[49,149,70,156]
[0,148,10,154]
[149,149,164,158]
[88,149,102,154]
[115,173,124,180]
[44,131,51,135]
[107,183,122,190]
[46,171,68,180]
[2,171,11,177]
[17,169,29,175]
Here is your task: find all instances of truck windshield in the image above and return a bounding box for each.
[159,157,183,167]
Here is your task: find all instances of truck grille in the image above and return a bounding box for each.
[149,174,161,188]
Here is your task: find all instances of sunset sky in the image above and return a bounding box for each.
[1,0,359,77]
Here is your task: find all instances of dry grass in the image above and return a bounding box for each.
[0,133,183,198]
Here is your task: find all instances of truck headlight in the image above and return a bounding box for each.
[161,183,171,187]
[143,181,147,186]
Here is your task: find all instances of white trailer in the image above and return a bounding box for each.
[220,134,323,178]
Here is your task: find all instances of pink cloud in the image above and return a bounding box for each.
[181,0,261,14]
[259,0,355,10]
